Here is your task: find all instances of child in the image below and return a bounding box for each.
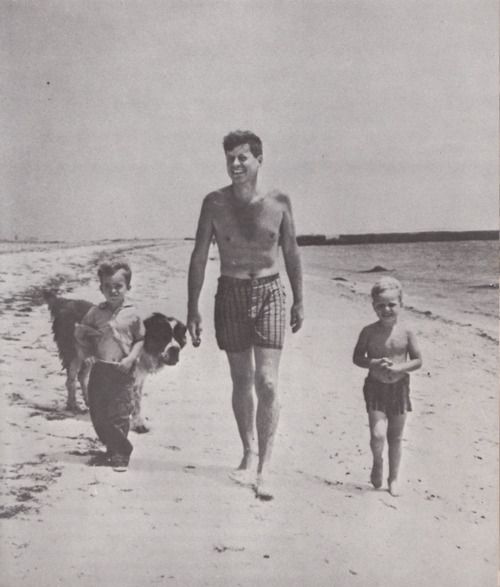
[75,261,144,472]
[353,277,422,496]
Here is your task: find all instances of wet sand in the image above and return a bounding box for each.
[1,240,497,586]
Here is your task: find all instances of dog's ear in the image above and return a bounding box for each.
[144,313,167,328]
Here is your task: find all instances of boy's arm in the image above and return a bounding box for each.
[389,329,422,374]
[117,339,144,372]
[280,194,304,333]
[353,327,389,370]
[117,316,145,372]
[74,308,100,348]
[187,196,214,346]
[353,328,370,368]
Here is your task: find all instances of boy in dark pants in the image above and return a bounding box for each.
[75,261,144,471]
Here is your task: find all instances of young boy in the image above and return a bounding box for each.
[353,277,422,496]
[75,261,144,472]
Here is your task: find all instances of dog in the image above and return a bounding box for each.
[44,291,186,433]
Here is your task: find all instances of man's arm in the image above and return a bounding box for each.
[187,195,214,346]
[279,194,304,333]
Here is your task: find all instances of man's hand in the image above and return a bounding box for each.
[187,311,203,347]
[290,302,304,333]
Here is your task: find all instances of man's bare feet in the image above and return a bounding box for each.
[238,449,253,471]
[228,468,254,486]
[388,478,400,497]
[255,474,274,501]
[370,458,383,489]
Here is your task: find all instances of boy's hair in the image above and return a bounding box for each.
[371,276,403,302]
[97,261,132,288]
[223,130,263,158]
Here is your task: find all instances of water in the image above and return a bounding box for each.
[300,240,498,340]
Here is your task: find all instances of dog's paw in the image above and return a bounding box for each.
[66,403,88,414]
[131,421,150,434]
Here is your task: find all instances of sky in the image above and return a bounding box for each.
[1,0,497,241]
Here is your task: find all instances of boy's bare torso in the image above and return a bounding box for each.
[207,186,286,279]
[364,321,411,383]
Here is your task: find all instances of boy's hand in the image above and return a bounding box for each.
[187,311,202,347]
[369,357,393,378]
[381,363,403,376]
[117,356,135,373]
[369,357,392,368]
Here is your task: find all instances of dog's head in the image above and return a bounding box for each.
[143,313,187,366]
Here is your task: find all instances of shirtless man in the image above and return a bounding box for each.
[187,130,304,499]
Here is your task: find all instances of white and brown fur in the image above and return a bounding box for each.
[44,291,186,433]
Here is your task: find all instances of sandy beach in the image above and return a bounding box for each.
[1,240,497,586]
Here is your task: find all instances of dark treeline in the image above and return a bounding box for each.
[296,230,498,246]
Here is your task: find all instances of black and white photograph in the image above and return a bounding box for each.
[1,1,497,585]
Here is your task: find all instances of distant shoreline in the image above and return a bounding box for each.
[296,230,498,246]
[1,230,497,248]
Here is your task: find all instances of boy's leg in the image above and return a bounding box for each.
[387,413,407,496]
[104,366,134,464]
[226,348,255,474]
[368,410,387,489]
[88,363,110,448]
[253,346,281,499]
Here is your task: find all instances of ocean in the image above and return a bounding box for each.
[300,240,498,341]
[1,238,497,341]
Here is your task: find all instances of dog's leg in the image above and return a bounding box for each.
[66,358,83,412]
[130,374,149,433]
[78,358,93,407]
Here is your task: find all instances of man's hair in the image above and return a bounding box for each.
[223,130,263,158]
[371,276,403,302]
[97,261,132,287]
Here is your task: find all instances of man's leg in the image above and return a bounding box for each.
[253,346,281,499]
[226,348,255,472]
[368,410,387,489]
[387,413,407,496]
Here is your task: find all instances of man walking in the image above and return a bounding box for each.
[187,130,303,499]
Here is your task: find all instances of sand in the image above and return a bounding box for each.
[1,240,497,586]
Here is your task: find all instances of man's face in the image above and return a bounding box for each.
[225,143,262,184]
[100,269,129,309]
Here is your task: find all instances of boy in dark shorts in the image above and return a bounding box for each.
[353,277,422,496]
[75,261,144,472]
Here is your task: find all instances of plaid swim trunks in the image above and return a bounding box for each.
[214,274,286,352]
[363,373,412,416]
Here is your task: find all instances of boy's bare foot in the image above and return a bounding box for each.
[370,459,383,489]
[388,478,400,497]
[255,474,274,501]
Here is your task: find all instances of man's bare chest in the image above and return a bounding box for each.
[214,202,282,244]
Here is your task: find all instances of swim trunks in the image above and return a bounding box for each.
[363,374,412,415]
[214,274,286,352]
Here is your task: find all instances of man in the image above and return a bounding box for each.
[187,130,303,499]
